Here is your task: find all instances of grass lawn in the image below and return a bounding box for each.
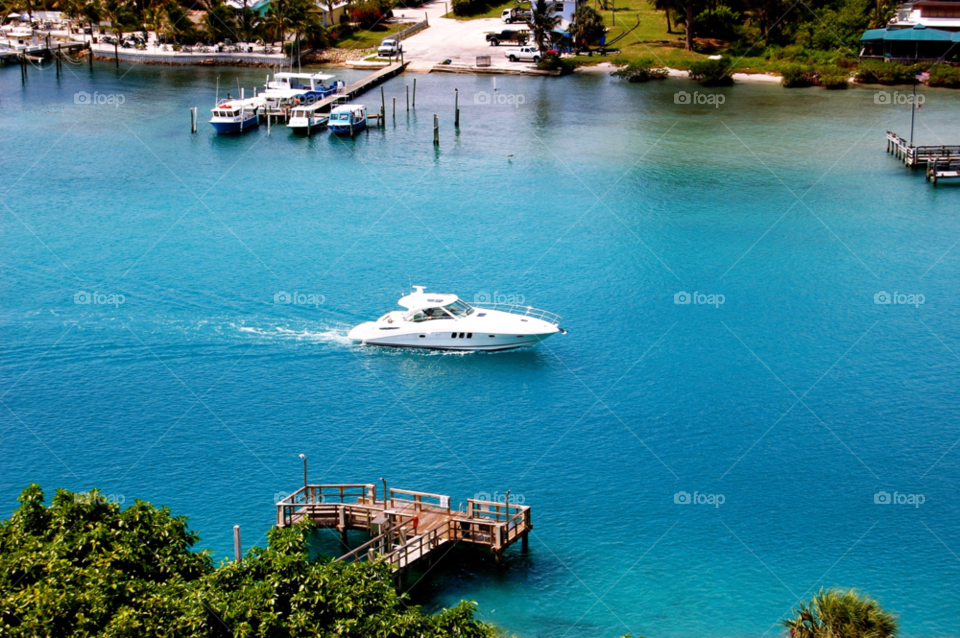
[333,21,409,51]
[442,0,516,20]
[569,0,706,69]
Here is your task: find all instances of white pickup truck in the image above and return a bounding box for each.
[377,39,402,57]
[504,45,542,63]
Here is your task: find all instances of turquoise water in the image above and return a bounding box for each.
[2,60,960,637]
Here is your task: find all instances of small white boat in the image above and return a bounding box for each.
[288,101,329,134]
[348,286,566,351]
[329,103,367,136]
[209,96,263,134]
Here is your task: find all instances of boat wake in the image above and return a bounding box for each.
[234,324,353,346]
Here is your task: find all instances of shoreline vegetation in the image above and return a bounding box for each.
[1,485,900,638]
[0,485,497,638]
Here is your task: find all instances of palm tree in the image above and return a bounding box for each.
[570,4,604,49]
[783,588,898,638]
[526,0,560,52]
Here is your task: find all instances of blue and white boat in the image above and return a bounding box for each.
[209,97,263,134]
[328,104,367,136]
[260,72,343,112]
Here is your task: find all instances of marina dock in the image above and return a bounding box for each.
[0,40,86,62]
[886,130,960,184]
[276,483,531,573]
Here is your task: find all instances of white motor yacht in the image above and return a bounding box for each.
[348,287,566,351]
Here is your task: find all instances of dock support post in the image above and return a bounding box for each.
[190,107,197,134]
[114,38,119,70]
[56,45,60,79]
[267,113,271,135]
[392,96,396,119]
[433,114,439,146]
[88,42,93,70]
[406,84,409,112]
[413,78,417,108]
[522,532,529,551]
[233,525,242,562]
[454,88,459,127]
[20,54,25,84]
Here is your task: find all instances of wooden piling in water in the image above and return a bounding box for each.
[413,78,417,108]
[406,84,409,112]
[454,88,459,127]
[234,525,242,562]
[392,96,396,119]
[190,107,197,134]
[433,114,439,146]
[380,85,385,127]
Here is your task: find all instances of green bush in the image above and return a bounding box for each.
[855,60,920,85]
[928,64,960,88]
[695,5,741,41]
[819,69,850,89]
[611,58,669,82]
[0,484,496,638]
[537,54,575,73]
[689,56,734,86]
[451,0,477,16]
[780,63,816,87]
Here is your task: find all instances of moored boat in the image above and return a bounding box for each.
[288,102,329,134]
[328,104,367,136]
[209,97,262,134]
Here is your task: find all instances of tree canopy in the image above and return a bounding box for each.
[0,484,496,638]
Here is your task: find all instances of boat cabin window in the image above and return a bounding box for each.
[407,307,452,322]
[443,300,475,317]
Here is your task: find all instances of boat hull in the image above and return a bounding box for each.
[210,118,259,134]
[349,325,558,351]
[329,121,367,136]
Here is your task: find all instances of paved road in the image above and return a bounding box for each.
[394,0,537,72]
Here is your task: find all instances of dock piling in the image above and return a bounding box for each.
[433,114,439,146]
[88,42,92,70]
[190,107,197,134]
[406,84,409,112]
[380,85,385,127]
[413,78,417,108]
[454,88,459,127]
[233,525,242,562]
[392,96,396,119]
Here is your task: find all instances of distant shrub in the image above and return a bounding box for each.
[780,63,816,87]
[689,56,734,86]
[611,58,669,82]
[818,69,849,89]
[927,64,960,88]
[537,55,575,74]
[451,0,478,16]
[855,61,919,85]
[695,5,741,40]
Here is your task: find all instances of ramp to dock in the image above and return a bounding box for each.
[276,483,531,572]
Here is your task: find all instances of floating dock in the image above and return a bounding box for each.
[276,483,531,573]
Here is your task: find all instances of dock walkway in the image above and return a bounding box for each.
[886,131,960,185]
[276,483,531,573]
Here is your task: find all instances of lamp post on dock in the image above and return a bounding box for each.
[299,454,307,501]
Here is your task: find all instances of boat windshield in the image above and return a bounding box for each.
[443,300,474,317]
[407,307,453,322]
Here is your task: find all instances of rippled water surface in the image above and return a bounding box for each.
[2,61,959,638]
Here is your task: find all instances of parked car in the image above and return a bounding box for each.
[486,29,529,46]
[504,45,542,62]
[378,38,402,57]
[501,7,531,23]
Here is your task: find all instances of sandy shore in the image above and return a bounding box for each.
[575,61,782,83]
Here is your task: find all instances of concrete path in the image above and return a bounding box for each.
[394,0,538,73]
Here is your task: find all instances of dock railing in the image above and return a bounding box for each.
[471,303,562,326]
[388,488,451,513]
[464,499,531,549]
[276,484,377,527]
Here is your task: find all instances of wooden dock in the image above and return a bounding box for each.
[276,483,531,573]
[263,62,407,124]
[886,130,960,169]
